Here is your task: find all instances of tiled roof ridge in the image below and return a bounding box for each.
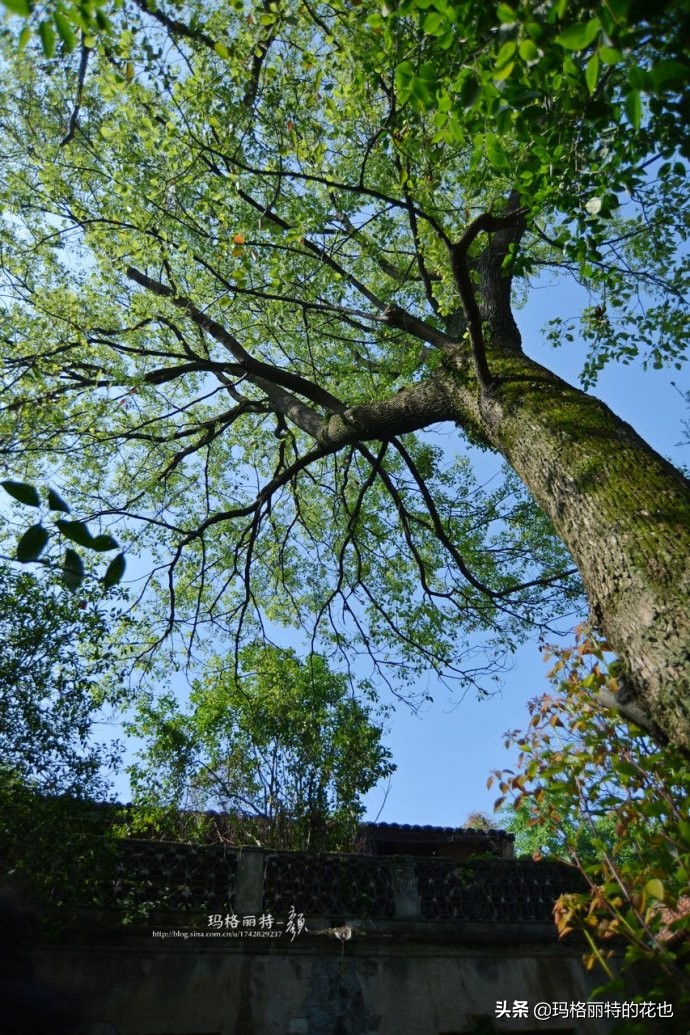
[363,821,513,839]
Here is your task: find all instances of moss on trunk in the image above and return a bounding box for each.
[446,345,690,749]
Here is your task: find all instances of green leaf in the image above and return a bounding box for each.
[625,89,642,130]
[395,59,415,102]
[459,76,480,109]
[418,61,437,85]
[605,0,630,17]
[422,11,446,35]
[90,533,119,552]
[54,12,77,52]
[407,63,437,108]
[1,0,31,14]
[63,548,85,590]
[16,524,50,563]
[18,24,31,49]
[486,134,509,168]
[214,42,229,59]
[598,45,623,65]
[95,10,111,32]
[628,64,652,91]
[56,519,94,548]
[493,61,514,81]
[585,52,600,95]
[2,480,41,507]
[103,552,126,588]
[496,40,517,69]
[519,39,539,63]
[615,760,639,780]
[644,877,664,901]
[496,4,516,23]
[38,20,56,58]
[650,60,690,90]
[47,488,70,513]
[556,20,599,51]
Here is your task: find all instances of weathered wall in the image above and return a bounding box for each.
[36,928,605,1035]
[31,844,619,1034]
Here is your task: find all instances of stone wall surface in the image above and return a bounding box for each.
[32,844,619,1035]
[37,933,607,1035]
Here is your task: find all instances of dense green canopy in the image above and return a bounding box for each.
[0,0,688,741]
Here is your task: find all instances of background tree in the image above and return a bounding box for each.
[0,0,688,745]
[462,810,495,832]
[498,799,622,862]
[0,562,120,796]
[491,630,690,1025]
[0,559,123,906]
[127,644,395,851]
[498,778,637,863]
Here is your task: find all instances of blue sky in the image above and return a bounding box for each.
[362,275,689,828]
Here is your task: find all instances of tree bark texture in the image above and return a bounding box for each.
[441,344,690,749]
[315,337,690,748]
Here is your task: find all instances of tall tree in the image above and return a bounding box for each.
[0,1,688,744]
[128,644,395,851]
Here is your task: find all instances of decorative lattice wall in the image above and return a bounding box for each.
[416,858,586,922]
[103,839,238,913]
[82,840,583,924]
[262,852,396,918]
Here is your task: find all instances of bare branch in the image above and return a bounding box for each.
[60,37,92,147]
[131,0,219,51]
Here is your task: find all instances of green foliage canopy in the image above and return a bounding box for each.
[127,644,395,851]
[0,0,687,736]
[0,560,123,907]
[0,562,120,795]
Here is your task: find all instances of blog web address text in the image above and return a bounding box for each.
[152,906,307,942]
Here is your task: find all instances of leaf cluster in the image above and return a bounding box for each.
[490,628,690,1016]
[1,480,126,589]
[364,0,690,381]
[1,0,116,56]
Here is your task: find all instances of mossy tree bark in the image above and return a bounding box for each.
[451,346,690,748]
[318,339,690,750]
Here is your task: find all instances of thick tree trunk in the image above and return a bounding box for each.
[319,340,690,747]
[442,344,690,749]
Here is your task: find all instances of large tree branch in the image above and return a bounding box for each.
[125,266,345,413]
[60,37,91,147]
[316,375,456,450]
[449,195,527,388]
[131,0,219,51]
